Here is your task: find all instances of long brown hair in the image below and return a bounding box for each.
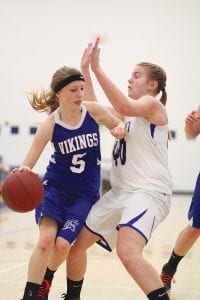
[28,66,83,114]
[137,62,167,105]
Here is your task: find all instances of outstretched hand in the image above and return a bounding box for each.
[90,37,101,72]
[81,43,93,72]
[81,37,101,73]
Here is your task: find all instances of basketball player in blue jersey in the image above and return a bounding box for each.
[18,65,126,300]
[161,106,200,290]
[62,39,172,300]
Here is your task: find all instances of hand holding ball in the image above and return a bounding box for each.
[1,169,44,212]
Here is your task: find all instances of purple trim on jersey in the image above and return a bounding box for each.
[150,123,156,139]
[85,223,112,252]
[188,172,200,228]
[125,208,148,224]
[117,209,149,243]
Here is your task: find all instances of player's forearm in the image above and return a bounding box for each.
[82,69,97,102]
[21,143,45,169]
[93,67,130,115]
[21,156,37,169]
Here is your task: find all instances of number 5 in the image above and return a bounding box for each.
[70,153,86,173]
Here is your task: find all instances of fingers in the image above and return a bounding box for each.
[12,165,31,173]
[81,43,95,58]
[92,37,101,54]
[94,36,101,48]
[185,111,200,124]
[84,43,93,55]
[83,43,93,53]
[81,43,93,71]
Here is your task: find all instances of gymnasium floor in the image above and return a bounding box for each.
[0,194,200,300]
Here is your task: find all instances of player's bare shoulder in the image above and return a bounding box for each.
[144,96,168,126]
[82,101,104,121]
[35,113,55,142]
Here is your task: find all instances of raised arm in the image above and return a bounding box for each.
[90,39,132,115]
[184,106,200,139]
[81,41,123,121]
[81,43,97,102]
[90,38,166,125]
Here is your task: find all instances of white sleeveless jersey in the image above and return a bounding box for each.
[110,117,172,195]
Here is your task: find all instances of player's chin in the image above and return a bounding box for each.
[128,88,134,98]
[128,90,138,100]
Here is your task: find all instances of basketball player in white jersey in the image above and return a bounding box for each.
[62,39,173,300]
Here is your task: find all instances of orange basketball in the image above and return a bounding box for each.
[1,169,44,213]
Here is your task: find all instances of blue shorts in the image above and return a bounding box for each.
[35,184,99,244]
[188,172,200,228]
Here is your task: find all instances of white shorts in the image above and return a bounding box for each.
[86,188,171,251]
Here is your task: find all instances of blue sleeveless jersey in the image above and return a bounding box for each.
[43,106,101,192]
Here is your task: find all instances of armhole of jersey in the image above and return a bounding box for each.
[80,105,87,122]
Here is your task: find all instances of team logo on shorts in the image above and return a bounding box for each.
[62,219,79,232]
